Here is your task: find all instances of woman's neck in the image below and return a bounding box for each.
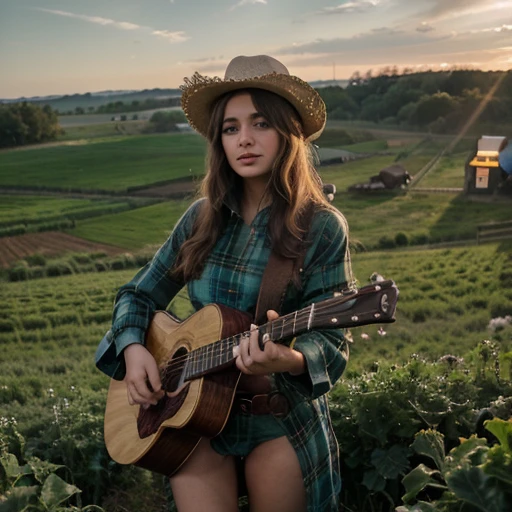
[241,177,271,225]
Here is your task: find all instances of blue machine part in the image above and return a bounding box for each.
[499,142,512,175]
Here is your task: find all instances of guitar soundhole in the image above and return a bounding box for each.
[137,347,189,439]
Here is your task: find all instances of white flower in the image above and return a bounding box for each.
[361,333,370,340]
[378,327,386,336]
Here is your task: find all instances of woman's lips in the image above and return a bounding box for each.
[237,154,260,165]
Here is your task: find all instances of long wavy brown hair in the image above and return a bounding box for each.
[173,88,332,282]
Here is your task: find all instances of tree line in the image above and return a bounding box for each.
[66,96,181,116]
[2,69,510,148]
[0,102,60,148]
[318,68,512,133]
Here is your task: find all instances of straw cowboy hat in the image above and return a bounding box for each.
[180,55,326,141]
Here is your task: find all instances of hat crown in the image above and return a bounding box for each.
[224,55,290,80]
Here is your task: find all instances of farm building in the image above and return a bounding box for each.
[465,135,512,195]
[316,147,359,166]
[348,164,411,192]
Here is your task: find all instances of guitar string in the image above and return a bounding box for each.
[159,293,375,377]
[158,294,370,378]
[159,293,379,379]
[158,309,315,378]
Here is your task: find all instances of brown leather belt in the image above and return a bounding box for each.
[233,392,290,418]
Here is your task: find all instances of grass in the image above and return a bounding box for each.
[1,243,510,414]
[420,152,469,188]
[0,133,207,191]
[57,120,147,140]
[69,199,192,249]
[0,195,136,227]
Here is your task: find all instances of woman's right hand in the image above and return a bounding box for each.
[123,343,165,408]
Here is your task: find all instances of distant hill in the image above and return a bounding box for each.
[310,79,349,89]
[0,88,182,113]
[0,80,349,112]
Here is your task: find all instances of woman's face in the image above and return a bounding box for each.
[221,92,280,183]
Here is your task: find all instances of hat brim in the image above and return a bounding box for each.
[180,72,326,142]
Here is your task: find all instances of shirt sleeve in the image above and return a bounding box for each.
[277,207,355,399]
[95,199,204,379]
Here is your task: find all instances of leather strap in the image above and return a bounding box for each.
[254,204,315,325]
[233,392,290,418]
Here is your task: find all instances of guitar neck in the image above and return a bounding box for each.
[182,280,398,382]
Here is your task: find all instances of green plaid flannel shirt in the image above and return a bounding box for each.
[96,198,354,512]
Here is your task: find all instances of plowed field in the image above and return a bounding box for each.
[0,232,124,268]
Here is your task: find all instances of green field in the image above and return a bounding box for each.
[1,127,511,511]
[57,120,147,140]
[2,243,510,411]
[420,152,469,188]
[70,199,191,249]
[0,134,207,191]
[0,195,142,227]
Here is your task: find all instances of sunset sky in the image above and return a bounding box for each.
[1,0,511,98]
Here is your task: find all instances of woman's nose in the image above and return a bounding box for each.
[238,125,254,146]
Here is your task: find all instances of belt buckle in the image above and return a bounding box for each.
[267,391,290,419]
[238,398,253,415]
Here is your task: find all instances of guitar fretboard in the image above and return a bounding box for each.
[182,302,321,381]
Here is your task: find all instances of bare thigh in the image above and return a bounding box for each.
[169,437,239,512]
[245,436,307,512]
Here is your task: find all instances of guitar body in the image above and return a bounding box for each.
[104,304,252,476]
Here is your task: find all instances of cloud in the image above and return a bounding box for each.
[273,23,512,71]
[37,8,189,44]
[316,0,382,15]
[152,30,189,43]
[416,22,434,33]
[408,0,512,23]
[229,0,267,12]
[37,9,142,30]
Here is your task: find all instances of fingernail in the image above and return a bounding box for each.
[143,403,150,410]
[233,346,240,357]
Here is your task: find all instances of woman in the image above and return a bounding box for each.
[96,55,355,512]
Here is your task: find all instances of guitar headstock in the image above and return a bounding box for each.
[313,279,399,330]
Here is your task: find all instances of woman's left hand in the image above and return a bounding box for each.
[233,310,306,376]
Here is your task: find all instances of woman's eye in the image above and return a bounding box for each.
[222,126,237,134]
[256,120,269,128]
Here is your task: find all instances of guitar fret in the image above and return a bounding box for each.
[180,280,396,382]
[307,303,315,330]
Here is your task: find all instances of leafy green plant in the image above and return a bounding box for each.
[398,418,512,511]
[0,418,103,512]
[331,346,512,512]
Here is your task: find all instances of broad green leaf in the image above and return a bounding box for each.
[481,445,512,486]
[362,469,386,492]
[27,456,65,485]
[444,436,488,473]
[40,473,80,508]
[411,429,446,471]
[0,453,31,480]
[446,466,509,512]
[0,485,39,512]
[371,444,410,479]
[402,463,445,503]
[485,418,512,454]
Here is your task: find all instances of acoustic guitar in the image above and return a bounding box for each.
[104,279,398,476]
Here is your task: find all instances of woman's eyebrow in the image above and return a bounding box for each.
[222,112,264,124]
